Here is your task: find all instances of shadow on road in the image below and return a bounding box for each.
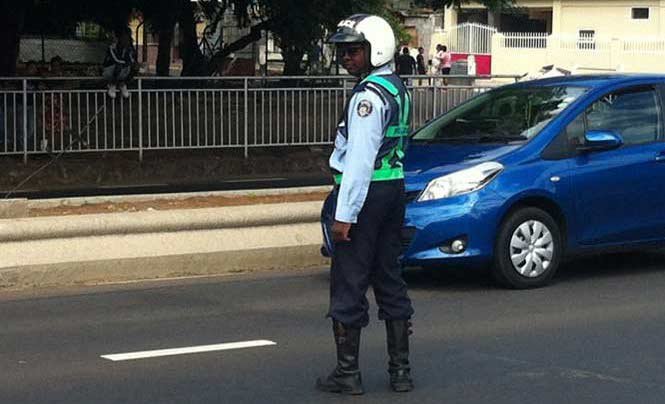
[402,250,665,291]
[557,250,665,282]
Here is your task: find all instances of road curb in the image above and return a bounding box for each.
[0,245,328,290]
[0,197,329,290]
[0,198,28,219]
[26,185,333,210]
[1,201,322,242]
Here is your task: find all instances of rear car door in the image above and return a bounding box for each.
[569,84,665,245]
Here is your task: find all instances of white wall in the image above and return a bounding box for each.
[446,0,665,36]
[492,33,665,75]
[559,1,663,37]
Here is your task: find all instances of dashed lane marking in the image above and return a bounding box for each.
[101,340,277,362]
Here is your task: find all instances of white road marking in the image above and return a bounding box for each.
[101,340,276,361]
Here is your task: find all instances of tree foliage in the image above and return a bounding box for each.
[192,0,401,75]
[1,0,414,77]
[253,0,390,75]
[414,0,514,11]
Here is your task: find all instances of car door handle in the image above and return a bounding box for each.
[656,152,665,162]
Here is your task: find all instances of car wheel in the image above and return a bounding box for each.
[493,207,562,289]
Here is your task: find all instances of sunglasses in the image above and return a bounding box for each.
[338,46,364,57]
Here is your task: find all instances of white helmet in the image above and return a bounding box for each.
[328,14,396,68]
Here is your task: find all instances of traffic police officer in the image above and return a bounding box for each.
[316,14,415,395]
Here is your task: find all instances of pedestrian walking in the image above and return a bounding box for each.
[416,47,427,75]
[440,45,452,76]
[317,14,415,396]
[416,47,427,85]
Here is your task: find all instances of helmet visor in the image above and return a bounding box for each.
[327,27,366,44]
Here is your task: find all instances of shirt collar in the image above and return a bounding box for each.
[372,64,393,76]
[359,64,393,81]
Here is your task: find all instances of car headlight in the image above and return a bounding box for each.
[417,162,504,202]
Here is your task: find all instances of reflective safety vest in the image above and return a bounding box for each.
[333,72,411,185]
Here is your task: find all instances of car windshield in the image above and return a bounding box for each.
[412,85,588,144]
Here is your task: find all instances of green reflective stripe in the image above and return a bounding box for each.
[372,166,404,181]
[332,74,409,186]
[385,125,410,137]
[363,74,411,134]
[363,75,399,96]
[401,93,411,126]
[334,166,404,185]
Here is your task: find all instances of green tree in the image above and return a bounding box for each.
[0,0,137,76]
[260,0,391,75]
[0,0,29,76]
[1,0,407,77]
[139,0,179,76]
[414,0,514,10]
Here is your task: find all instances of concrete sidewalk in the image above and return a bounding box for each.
[0,186,331,290]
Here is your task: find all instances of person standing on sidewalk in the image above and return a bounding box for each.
[416,47,427,86]
[396,46,416,76]
[439,45,452,85]
[416,47,427,75]
[317,14,415,396]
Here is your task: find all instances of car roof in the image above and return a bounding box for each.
[512,74,665,91]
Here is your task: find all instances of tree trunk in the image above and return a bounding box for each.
[178,0,206,76]
[156,28,174,76]
[282,46,305,76]
[208,20,271,75]
[0,1,26,76]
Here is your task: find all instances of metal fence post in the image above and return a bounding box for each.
[138,78,143,162]
[432,76,438,120]
[244,78,249,159]
[22,79,28,165]
[342,78,348,106]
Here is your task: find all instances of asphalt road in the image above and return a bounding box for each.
[3,252,665,404]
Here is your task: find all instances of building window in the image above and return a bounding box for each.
[632,8,649,20]
[578,30,595,50]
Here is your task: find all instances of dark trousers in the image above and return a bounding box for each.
[327,180,414,328]
[102,65,133,84]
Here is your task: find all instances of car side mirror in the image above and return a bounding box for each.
[577,130,623,152]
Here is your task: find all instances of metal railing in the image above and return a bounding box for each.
[0,75,517,162]
[447,22,497,55]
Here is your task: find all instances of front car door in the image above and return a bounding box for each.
[568,84,665,246]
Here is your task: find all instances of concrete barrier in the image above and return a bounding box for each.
[0,199,28,219]
[0,199,329,290]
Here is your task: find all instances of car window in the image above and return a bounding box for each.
[585,88,661,146]
[565,113,585,148]
[411,86,587,144]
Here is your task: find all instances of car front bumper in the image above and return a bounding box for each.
[401,190,504,268]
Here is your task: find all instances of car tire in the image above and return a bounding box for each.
[492,207,562,289]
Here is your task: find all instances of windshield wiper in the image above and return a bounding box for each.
[414,134,528,144]
[476,134,528,143]
[414,136,468,144]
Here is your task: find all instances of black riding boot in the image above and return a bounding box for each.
[316,320,364,395]
[386,319,414,392]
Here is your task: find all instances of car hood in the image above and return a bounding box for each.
[404,143,521,191]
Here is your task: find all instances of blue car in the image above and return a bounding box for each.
[324,74,665,288]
